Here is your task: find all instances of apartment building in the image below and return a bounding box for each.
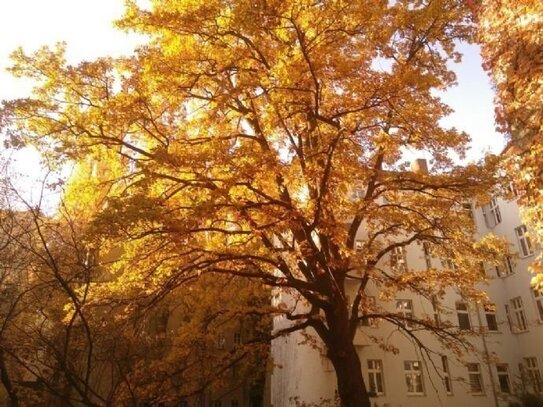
[270,193,543,407]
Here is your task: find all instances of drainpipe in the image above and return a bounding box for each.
[475,304,500,407]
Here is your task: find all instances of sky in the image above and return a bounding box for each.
[0,0,144,205]
[0,1,506,205]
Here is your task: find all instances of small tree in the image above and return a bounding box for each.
[1,1,506,405]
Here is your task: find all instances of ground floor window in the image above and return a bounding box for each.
[525,357,543,393]
[404,360,424,395]
[467,363,484,394]
[496,364,511,393]
[367,359,384,395]
[441,356,452,395]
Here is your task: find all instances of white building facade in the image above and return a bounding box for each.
[270,195,543,407]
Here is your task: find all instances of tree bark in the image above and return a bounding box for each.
[329,340,371,407]
[0,348,19,407]
[324,300,371,407]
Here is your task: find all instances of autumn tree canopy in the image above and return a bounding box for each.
[0,175,269,406]
[1,1,506,406]
[477,0,543,289]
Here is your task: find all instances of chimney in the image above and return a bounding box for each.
[411,158,428,175]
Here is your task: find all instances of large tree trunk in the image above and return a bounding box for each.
[329,340,371,407]
[325,300,371,407]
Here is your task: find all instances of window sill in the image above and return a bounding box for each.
[407,393,426,397]
[519,253,535,259]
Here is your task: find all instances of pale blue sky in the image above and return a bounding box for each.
[0,1,506,204]
[439,42,506,160]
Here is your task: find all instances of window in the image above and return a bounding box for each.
[422,242,432,269]
[484,304,499,332]
[352,187,365,200]
[441,257,456,270]
[508,182,519,198]
[515,225,534,257]
[217,334,226,350]
[504,304,514,332]
[482,197,502,228]
[431,295,441,325]
[496,364,512,393]
[467,363,484,394]
[441,356,452,395]
[456,302,471,330]
[233,332,242,345]
[83,248,98,268]
[211,401,222,407]
[532,289,543,323]
[511,297,528,332]
[404,361,424,395]
[367,360,384,395]
[461,202,474,221]
[525,357,543,393]
[496,256,514,277]
[231,401,239,407]
[478,262,486,277]
[355,239,363,253]
[396,299,414,328]
[359,296,377,327]
[390,246,408,273]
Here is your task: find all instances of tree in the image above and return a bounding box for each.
[476,0,543,288]
[1,1,506,405]
[0,167,270,406]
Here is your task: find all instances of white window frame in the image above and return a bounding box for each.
[532,289,543,323]
[496,364,512,393]
[352,187,366,200]
[467,363,484,394]
[422,241,432,269]
[396,299,414,328]
[441,257,456,270]
[441,355,453,395]
[525,357,543,393]
[511,297,528,332]
[496,256,514,277]
[504,304,514,332]
[390,246,408,273]
[355,239,363,253]
[515,225,534,257]
[404,360,424,395]
[482,197,502,228]
[359,296,377,327]
[508,182,519,198]
[461,202,474,221]
[367,359,385,395]
[431,295,441,325]
[456,302,471,330]
[484,304,499,332]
